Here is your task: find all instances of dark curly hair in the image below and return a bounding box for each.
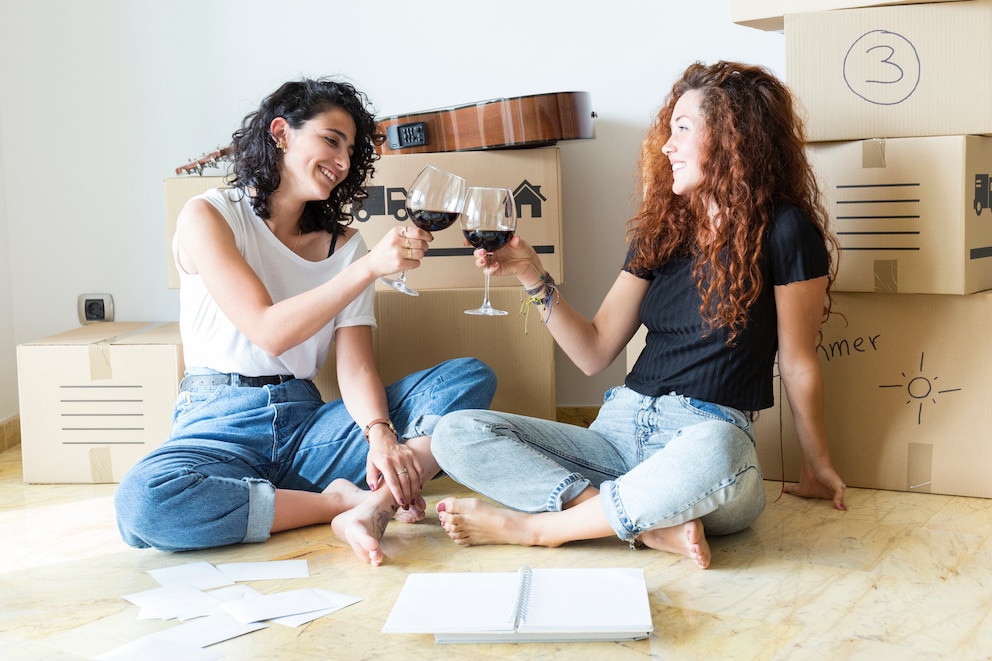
[228,78,385,234]
[627,60,838,344]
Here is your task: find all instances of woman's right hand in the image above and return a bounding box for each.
[367,226,431,277]
[475,235,542,283]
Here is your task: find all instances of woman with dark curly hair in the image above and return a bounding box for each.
[432,61,846,569]
[115,78,495,564]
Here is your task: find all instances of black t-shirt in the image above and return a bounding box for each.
[624,203,829,411]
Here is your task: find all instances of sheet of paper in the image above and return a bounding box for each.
[152,611,267,648]
[220,588,343,624]
[147,561,235,590]
[215,559,309,582]
[520,568,653,633]
[180,585,264,621]
[382,572,517,633]
[122,585,221,621]
[268,589,362,627]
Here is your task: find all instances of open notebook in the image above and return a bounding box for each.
[382,567,653,644]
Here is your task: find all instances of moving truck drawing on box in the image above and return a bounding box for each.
[975,174,992,216]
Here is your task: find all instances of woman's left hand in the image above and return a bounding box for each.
[784,462,847,511]
[365,433,423,510]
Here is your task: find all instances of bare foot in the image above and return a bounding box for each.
[321,478,368,511]
[436,497,541,547]
[393,495,427,524]
[331,499,397,566]
[638,519,711,569]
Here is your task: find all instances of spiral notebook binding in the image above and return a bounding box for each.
[509,566,534,630]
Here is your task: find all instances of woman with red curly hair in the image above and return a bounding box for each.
[431,61,847,569]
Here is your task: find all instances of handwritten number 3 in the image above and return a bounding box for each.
[864,45,904,85]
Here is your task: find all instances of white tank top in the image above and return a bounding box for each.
[174,187,376,380]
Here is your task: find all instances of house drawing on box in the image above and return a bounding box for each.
[513,180,546,219]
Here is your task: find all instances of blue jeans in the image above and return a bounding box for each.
[431,386,765,543]
[115,357,496,551]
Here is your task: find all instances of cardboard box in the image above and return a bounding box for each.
[755,291,992,498]
[164,176,225,289]
[733,0,965,31]
[164,147,564,292]
[811,135,992,294]
[314,288,556,420]
[786,0,992,141]
[17,322,184,484]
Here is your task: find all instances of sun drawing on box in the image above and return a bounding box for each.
[878,352,961,425]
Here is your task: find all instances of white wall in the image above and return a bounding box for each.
[0,97,14,419]
[0,0,785,417]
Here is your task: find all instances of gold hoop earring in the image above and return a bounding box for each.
[276,141,286,153]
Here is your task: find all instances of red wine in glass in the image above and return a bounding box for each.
[461,229,515,252]
[410,209,461,232]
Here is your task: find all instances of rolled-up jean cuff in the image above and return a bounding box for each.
[243,478,275,544]
[547,473,591,512]
[402,414,441,441]
[599,479,638,543]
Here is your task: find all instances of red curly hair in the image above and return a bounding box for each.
[627,61,838,344]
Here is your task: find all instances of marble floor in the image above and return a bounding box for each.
[1,443,991,660]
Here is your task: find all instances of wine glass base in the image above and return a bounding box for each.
[464,307,508,316]
[379,276,419,297]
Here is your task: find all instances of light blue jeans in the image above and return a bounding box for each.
[431,386,765,543]
[115,357,496,551]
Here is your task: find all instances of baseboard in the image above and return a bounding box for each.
[555,406,600,428]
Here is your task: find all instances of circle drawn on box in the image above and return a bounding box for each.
[843,30,920,105]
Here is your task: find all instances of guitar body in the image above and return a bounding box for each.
[375,91,595,155]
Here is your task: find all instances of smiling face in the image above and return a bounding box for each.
[273,106,356,202]
[662,89,707,197]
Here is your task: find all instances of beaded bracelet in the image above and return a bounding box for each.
[519,271,559,334]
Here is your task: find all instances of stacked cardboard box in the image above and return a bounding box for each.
[164,148,563,422]
[734,0,992,497]
[17,322,184,483]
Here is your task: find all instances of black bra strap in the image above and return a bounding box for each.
[327,223,342,258]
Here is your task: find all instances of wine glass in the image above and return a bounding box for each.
[460,186,517,316]
[379,165,466,296]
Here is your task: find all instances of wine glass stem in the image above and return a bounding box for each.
[481,253,494,309]
[396,270,408,284]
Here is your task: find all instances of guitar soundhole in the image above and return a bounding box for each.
[387,122,429,149]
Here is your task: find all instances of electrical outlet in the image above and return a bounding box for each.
[78,294,114,324]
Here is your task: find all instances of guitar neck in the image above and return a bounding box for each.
[175,146,231,176]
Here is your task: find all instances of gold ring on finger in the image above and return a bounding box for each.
[404,238,411,249]
[397,468,409,475]
[407,247,413,260]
